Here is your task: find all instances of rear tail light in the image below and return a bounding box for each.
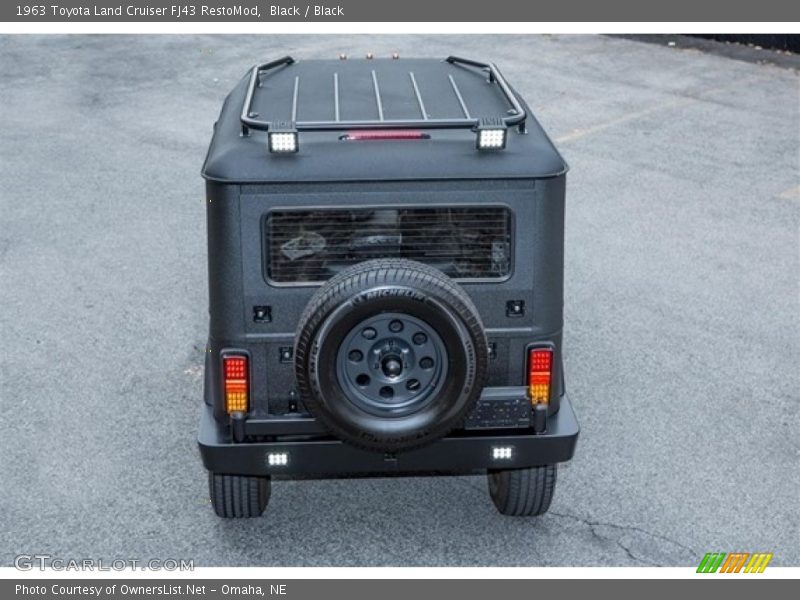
[223,355,249,414]
[527,347,553,405]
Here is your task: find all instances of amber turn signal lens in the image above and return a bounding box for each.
[527,348,553,405]
[223,355,249,413]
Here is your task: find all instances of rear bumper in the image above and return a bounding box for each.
[197,395,579,477]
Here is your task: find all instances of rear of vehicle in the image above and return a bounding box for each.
[198,56,579,518]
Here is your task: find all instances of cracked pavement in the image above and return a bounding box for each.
[1,34,798,566]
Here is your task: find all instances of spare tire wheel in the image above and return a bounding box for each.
[294,259,488,452]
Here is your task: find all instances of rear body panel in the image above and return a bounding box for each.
[200,57,576,474]
[205,178,566,423]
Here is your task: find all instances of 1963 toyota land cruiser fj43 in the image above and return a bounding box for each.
[198,55,579,518]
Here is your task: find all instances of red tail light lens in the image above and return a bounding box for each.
[340,130,429,141]
[527,348,553,405]
[223,355,249,414]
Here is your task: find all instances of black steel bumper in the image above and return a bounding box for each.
[197,395,579,476]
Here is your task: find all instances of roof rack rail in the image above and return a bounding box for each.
[239,56,527,151]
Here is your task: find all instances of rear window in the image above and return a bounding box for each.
[265,206,512,284]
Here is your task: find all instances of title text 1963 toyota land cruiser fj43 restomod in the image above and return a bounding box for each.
[198,55,579,518]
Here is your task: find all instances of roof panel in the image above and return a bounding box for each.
[202,57,568,183]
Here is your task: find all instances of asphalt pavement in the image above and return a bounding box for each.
[1,34,798,567]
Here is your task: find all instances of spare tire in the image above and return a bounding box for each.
[294,259,488,452]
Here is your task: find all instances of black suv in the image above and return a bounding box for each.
[198,56,579,518]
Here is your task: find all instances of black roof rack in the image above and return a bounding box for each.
[239,56,528,138]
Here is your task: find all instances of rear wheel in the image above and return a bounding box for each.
[488,465,557,516]
[208,472,270,518]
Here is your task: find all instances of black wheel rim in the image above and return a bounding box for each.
[336,312,448,416]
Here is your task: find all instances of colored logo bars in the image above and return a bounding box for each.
[697,552,773,573]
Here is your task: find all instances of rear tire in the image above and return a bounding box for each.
[208,472,270,518]
[488,465,557,516]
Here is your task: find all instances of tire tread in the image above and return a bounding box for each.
[488,465,557,517]
[208,472,270,518]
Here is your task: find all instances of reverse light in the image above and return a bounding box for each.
[267,452,289,466]
[223,354,249,414]
[267,122,299,153]
[527,347,553,405]
[492,446,514,460]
